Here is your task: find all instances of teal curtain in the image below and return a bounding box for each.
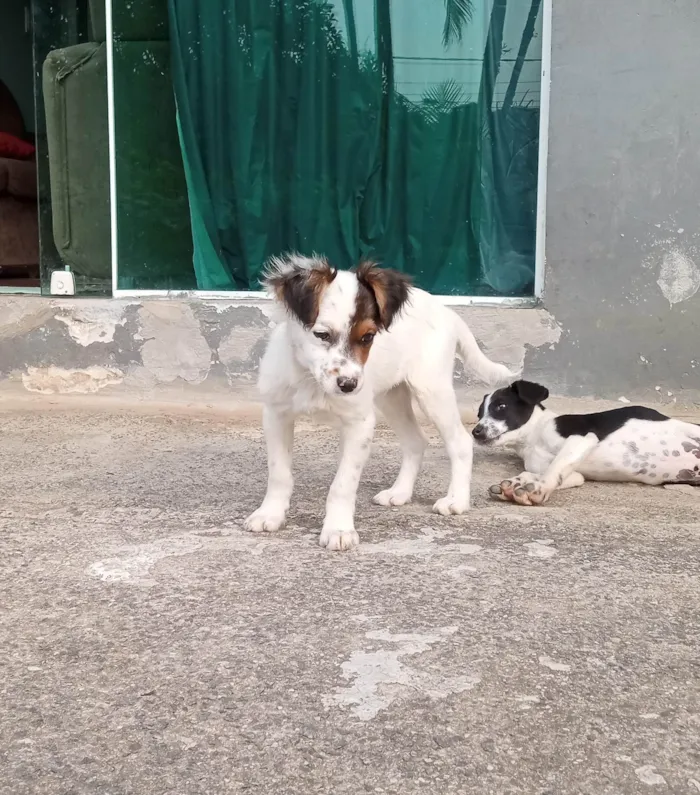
[168,0,541,295]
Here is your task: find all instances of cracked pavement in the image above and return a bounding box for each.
[1,399,699,794]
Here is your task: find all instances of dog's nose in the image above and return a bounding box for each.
[472,424,487,441]
[337,376,358,394]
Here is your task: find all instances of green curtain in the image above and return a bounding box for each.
[168,0,540,295]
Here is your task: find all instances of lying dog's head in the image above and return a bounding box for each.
[264,253,411,396]
[472,380,549,445]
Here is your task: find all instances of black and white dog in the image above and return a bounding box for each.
[472,380,700,505]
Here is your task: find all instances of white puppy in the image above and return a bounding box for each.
[473,379,700,505]
[244,253,514,551]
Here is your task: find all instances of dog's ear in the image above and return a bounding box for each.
[355,260,412,330]
[263,254,337,327]
[512,380,549,405]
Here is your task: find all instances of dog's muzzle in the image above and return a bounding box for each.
[337,376,358,394]
[472,424,490,442]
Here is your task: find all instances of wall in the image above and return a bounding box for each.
[0,297,559,409]
[0,0,35,132]
[1,0,699,407]
[530,0,700,400]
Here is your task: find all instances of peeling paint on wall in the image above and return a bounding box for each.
[202,299,275,321]
[657,248,700,306]
[458,307,562,374]
[55,302,131,346]
[218,326,263,366]
[22,365,124,394]
[138,303,212,384]
[0,299,54,340]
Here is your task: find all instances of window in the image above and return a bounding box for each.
[108,0,546,297]
[111,0,196,290]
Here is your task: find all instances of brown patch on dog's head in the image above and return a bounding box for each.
[355,260,412,330]
[348,316,378,365]
[264,254,337,327]
[347,261,411,364]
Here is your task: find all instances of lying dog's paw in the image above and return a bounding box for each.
[244,507,286,533]
[319,529,360,551]
[432,495,470,516]
[489,472,549,506]
[373,487,412,507]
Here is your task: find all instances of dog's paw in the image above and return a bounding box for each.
[244,507,286,533]
[432,495,470,516]
[489,472,549,506]
[373,487,412,507]
[319,529,360,551]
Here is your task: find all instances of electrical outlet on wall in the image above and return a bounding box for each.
[50,269,76,296]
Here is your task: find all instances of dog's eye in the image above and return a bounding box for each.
[359,333,375,346]
[313,331,331,342]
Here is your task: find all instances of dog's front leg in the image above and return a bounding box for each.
[319,414,375,551]
[244,406,295,532]
[492,434,597,505]
[532,432,597,501]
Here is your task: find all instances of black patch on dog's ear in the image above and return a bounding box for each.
[264,255,337,327]
[512,380,549,406]
[268,270,316,327]
[355,260,412,330]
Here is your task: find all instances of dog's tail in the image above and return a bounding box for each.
[453,314,518,386]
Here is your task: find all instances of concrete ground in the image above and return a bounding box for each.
[1,396,700,795]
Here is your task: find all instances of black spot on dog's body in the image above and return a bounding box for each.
[555,406,669,442]
[670,468,700,484]
[681,438,700,458]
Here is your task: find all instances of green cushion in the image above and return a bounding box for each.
[43,43,111,279]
